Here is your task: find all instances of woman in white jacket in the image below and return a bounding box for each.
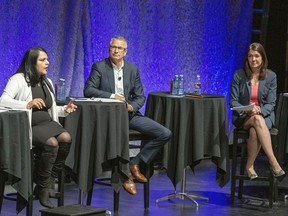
[0,47,77,209]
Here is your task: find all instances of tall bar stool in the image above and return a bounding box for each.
[230,95,284,208]
[230,128,278,207]
[87,128,151,212]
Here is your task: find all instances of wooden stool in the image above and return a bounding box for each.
[39,204,107,216]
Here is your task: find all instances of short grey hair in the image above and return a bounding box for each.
[110,36,127,48]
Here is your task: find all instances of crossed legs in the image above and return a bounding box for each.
[122,115,171,195]
[244,115,283,178]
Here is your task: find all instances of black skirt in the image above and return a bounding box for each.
[32,121,66,145]
[31,81,66,145]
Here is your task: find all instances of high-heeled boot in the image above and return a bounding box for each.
[49,142,71,197]
[35,145,58,209]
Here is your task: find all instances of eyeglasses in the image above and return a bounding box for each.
[109,46,127,52]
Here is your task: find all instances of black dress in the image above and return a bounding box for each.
[31,82,65,145]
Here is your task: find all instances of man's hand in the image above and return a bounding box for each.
[114,94,133,112]
[126,103,133,112]
[115,94,126,102]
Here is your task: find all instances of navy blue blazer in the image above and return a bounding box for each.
[84,58,146,116]
[230,69,277,128]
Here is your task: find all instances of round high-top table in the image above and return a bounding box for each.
[145,92,229,205]
[63,100,130,203]
[0,110,31,214]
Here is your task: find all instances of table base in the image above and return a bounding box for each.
[156,192,209,207]
[156,168,209,207]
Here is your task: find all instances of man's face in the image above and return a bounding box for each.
[109,39,127,62]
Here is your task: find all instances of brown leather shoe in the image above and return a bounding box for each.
[129,164,148,182]
[122,175,137,195]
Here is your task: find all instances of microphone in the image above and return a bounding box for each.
[118,76,122,81]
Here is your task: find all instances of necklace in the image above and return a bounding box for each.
[251,78,259,85]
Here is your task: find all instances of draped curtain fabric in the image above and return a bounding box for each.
[0,0,253,129]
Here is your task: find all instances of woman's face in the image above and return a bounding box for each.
[248,50,262,71]
[36,51,49,76]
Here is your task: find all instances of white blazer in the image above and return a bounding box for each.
[0,73,68,148]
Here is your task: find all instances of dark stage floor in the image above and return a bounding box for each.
[1,159,288,216]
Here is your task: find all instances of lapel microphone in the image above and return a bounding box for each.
[118,76,122,81]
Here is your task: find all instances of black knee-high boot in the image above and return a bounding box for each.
[35,145,58,209]
[50,142,71,196]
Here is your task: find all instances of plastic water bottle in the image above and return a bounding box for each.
[194,75,201,95]
[172,75,179,95]
[57,78,66,101]
[178,75,184,95]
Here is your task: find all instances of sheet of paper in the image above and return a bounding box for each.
[230,103,255,111]
[74,98,124,103]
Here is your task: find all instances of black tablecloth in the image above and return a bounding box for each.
[0,110,31,213]
[64,101,130,193]
[145,92,230,188]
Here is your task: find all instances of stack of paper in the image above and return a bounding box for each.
[230,103,255,111]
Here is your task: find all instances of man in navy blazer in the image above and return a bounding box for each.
[84,36,172,195]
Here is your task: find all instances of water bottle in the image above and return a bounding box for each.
[194,75,201,95]
[57,78,66,101]
[178,75,184,95]
[172,75,179,95]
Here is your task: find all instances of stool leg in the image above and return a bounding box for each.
[114,190,119,212]
[274,180,278,202]
[238,145,246,199]
[57,169,65,206]
[86,188,93,205]
[269,171,277,208]
[144,164,150,209]
[0,171,5,213]
[26,194,33,216]
[230,135,238,206]
[26,148,34,216]
[144,180,149,209]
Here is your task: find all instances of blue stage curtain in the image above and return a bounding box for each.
[0,0,253,126]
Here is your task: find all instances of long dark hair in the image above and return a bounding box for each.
[16,47,48,87]
[244,42,268,80]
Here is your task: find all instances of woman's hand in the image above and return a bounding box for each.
[65,99,77,113]
[26,98,46,109]
[248,105,261,116]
